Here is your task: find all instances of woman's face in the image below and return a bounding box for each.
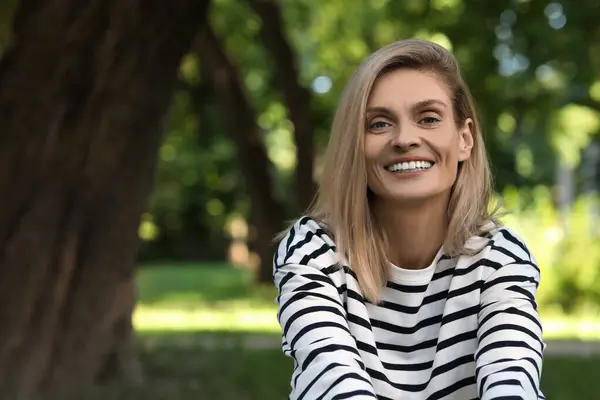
[364,68,474,205]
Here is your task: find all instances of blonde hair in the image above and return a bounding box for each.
[304,39,499,302]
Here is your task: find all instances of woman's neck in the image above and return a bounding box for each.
[373,195,449,270]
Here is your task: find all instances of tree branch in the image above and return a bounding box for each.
[195,19,285,282]
[248,0,316,212]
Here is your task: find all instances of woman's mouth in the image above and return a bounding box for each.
[385,160,434,173]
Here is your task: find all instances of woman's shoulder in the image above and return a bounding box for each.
[274,215,338,269]
[485,225,533,263]
[465,224,537,275]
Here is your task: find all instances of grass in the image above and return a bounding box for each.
[89,331,600,399]
[115,262,600,399]
[136,262,275,307]
[133,263,600,339]
[133,262,278,333]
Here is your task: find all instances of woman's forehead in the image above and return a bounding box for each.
[368,69,451,108]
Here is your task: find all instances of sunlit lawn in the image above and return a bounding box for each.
[133,262,279,333]
[115,262,600,399]
[133,262,600,339]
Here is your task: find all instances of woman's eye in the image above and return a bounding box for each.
[369,121,390,130]
[420,116,441,125]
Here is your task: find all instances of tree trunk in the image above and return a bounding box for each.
[195,22,285,284]
[0,0,210,398]
[248,0,317,212]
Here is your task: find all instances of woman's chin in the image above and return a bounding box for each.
[375,187,450,205]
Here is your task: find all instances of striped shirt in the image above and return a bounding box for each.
[273,216,545,400]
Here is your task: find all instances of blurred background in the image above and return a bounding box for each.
[0,0,599,399]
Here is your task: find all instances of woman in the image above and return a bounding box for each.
[274,39,545,399]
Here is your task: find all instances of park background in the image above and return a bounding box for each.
[0,0,599,398]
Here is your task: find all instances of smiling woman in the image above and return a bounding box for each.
[364,68,477,273]
[365,71,473,202]
[273,39,545,400]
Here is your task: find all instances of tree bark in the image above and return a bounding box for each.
[195,22,285,284]
[248,0,317,212]
[0,0,210,398]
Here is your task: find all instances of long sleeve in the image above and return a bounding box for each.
[274,218,377,400]
[475,260,546,400]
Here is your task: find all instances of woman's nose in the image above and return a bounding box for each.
[390,125,421,149]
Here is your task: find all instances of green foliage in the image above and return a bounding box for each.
[141,87,245,260]
[501,187,600,314]
[551,105,600,168]
[550,198,600,313]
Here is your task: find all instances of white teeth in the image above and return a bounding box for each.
[386,161,433,172]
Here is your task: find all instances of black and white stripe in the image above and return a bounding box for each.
[274,216,545,399]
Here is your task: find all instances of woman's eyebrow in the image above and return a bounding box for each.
[366,100,447,115]
[365,106,394,116]
[412,99,447,110]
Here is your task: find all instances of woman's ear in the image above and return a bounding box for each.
[458,118,474,162]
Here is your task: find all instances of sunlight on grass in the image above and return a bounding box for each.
[133,305,280,333]
[542,317,600,340]
[134,305,600,339]
[135,263,600,339]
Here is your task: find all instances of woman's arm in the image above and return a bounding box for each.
[475,260,546,400]
[274,218,377,400]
